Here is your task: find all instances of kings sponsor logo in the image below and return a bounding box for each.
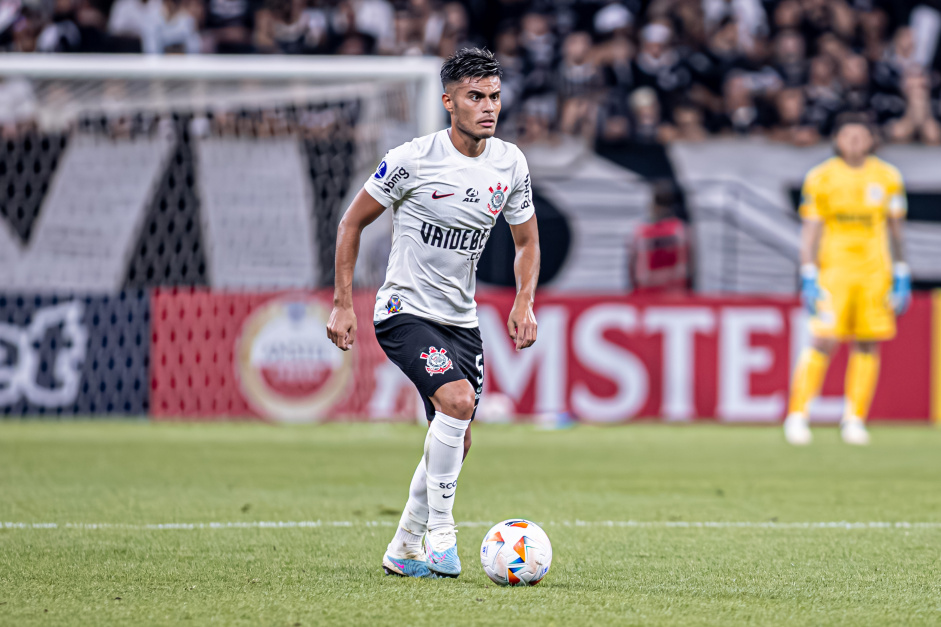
[235,297,351,423]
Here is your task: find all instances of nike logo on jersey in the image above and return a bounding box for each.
[443,493,454,499]
[431,191,454,199]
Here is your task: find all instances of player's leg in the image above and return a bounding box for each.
[841,276,894,445]
[841,341,880,445]
[785,335,838,444]
[374,316,468,577]
[422,325,483,576]
[785,273,850,445]
[383,395,436,577]
[423,379,475,577]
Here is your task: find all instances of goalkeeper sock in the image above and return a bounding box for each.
[425,412,469,532]
[845,351,879,421]
[788,347,830,415]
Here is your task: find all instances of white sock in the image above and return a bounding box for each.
[402,457,429,533]
[388,459,429,559]
[425,411,469,532]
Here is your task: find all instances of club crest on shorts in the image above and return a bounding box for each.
[420,346,453,375]
[487,182,507,216]
[386,294,403,314]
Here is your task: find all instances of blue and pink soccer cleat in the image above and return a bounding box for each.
[426,528,461,578]
[382,553,436,578]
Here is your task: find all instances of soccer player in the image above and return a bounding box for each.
[326,48,540,578]
[784,115,911,446]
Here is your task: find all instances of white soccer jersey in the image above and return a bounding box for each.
[363,129,535,328]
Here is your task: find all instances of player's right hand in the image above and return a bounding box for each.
[326,305,357,351]
[800,264,820,315]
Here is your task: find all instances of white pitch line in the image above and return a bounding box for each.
[2,521,941,531]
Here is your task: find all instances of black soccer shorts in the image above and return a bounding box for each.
[374,313,484,421]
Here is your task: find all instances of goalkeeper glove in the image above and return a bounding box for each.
[892,262,912,315]
[800,264,820,315]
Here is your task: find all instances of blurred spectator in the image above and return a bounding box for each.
[254,0,328,54]
[558,31,603,139]
[351,0,394,53]
[769,87,820,144]
[9,0,941,148]
[772,29,807,87]
[884,69,941,145]
[204,0,258,52]
[107,0,159,43]
[632,21,691,117]
[593,0,633,39]
[597,35,634,141]
[494,27,525,117]
[520,11,557,98]
[629,179,690,294]
[839,53,872,113]
[719,73,766,134]
[804,54,842,135]
[628,86,671,143]
[667,100,708,141]
[702,0,767,52]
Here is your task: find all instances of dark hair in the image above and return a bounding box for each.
[832,111,876,137]
[440,47,503,90]
[832,111,878,157]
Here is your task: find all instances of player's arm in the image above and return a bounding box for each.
[799,218,823,267]
[797,169,824,314]
[887,173,911,314]
[327,190,388,351]
[507,216,540,351]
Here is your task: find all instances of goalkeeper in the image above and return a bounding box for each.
[785,114,911,446]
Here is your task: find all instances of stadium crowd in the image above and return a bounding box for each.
[2,0,941,144]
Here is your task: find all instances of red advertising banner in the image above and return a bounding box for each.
[150,289,934,423]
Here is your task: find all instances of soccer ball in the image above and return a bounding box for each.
[479,519,552,586]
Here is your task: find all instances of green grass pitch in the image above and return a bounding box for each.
[2,421,941,626]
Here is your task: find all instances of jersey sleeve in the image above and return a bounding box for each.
[363,143,419,207]
[798,166,824,220]
[886,165,907,218]
[502,149,536,225]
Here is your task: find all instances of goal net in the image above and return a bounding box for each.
[0,53,442,421]
[0,53,443,292]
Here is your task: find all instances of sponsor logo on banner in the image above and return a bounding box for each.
[235,297,352,423]
[152,290,934,423]
[0,301,87,407]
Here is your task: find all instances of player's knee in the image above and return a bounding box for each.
[449,393,476,421]
[852,341,880,355]
[437,384,475,420]
[812,336,839,356]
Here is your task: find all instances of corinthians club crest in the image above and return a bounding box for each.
[487,182,508,215]
[420,346,453,375]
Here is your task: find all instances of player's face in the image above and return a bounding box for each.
[835,124,873,162]
[445,76,501,140]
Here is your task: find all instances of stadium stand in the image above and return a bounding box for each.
[3,0,940,147]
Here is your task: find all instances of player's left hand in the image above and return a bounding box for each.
[892,262,912,315]
[507,302,537,351]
